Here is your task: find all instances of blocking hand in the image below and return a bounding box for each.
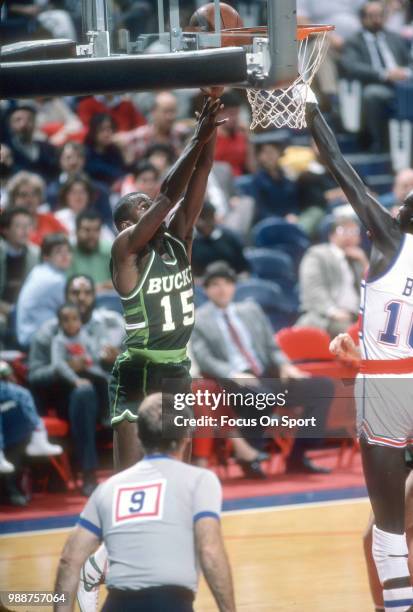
[194,97,227,143]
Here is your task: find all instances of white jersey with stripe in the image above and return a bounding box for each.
[359,233,413,362]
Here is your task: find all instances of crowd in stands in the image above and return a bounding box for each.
[0,0,412,505]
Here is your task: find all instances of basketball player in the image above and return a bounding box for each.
[77,97,225,611]
[305,89,413,611]
[331,332,413,611]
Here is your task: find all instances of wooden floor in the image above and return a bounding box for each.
[1,498,372,611]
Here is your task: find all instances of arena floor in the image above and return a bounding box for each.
[1,498,371,611]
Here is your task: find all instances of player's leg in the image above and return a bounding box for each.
[364,512,385,611]
[110,354,144,471]
[113,420,141,471]
[405,470,413,579]
[361,439,413,611]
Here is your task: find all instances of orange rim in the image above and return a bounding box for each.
[199,24,335,43]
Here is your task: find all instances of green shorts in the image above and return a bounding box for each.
[109,349,192,426]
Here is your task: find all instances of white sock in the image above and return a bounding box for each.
[373,526,413,612]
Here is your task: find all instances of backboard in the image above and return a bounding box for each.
[2,0,299,98]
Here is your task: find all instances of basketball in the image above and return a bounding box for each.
[189,2,244,32]
[189,1,244,95]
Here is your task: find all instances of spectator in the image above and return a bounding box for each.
[340,0,413,151]
[380,167,413,212]
[77,94,146,132]
[16,233,72,348]
[191,262,333,474]
[6,171,67,245]
[0,207,40,340]
[4,103,58,180]
[55,175,114,243]
[0,0,46,44]
[46,142,113,227]
[33,96,84,146]
[68,210,113,293]
[0,361,62,475]
[246,136,299,223]
[207,161,255,239]
[113,91,187,163]
[214,91,253,176]
[28,274,124,496]
[0,143,16,203]
[84,113,128,186]
[51,303,107,387]
[296,215,368,336]
[191,202,249,277]
[119,160,159,198]
[296,139,347,212]
[145,142,176,177]
[297,0,365,101]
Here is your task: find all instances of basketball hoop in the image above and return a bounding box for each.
[238,24,335,130]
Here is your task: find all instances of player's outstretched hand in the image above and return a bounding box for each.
[329,333,360,363]
[195,97,227,143]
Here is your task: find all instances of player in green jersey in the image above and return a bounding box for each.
[110,97,224,470]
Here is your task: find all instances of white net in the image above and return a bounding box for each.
[247,30,330,130]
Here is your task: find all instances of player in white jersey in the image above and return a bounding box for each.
[330,332,413,612]
[305,89,413,612]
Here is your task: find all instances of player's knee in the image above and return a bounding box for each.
[373,526,410,584]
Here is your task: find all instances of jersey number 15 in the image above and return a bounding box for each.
[160,288,194,332]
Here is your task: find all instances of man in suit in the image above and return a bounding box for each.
[296,214,368,336]
[191,261,333,474]
[340,0,413,151]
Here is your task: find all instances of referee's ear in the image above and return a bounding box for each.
[180,438,192,464]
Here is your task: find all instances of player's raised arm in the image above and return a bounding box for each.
[305,97,400,253]
[113,98,222,258]
[169,99,224,255]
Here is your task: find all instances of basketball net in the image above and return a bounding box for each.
[247,27,331,130]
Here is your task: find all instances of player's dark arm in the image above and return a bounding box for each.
[196,517,236,612]
[54,526,100,611]
[305,103,400,255]
[168,130,218,257]
[113,99,220,258]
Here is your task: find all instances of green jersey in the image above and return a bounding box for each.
[118,232,194,362]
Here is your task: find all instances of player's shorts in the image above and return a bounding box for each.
[109,349,192,426]
[356,374,413,449]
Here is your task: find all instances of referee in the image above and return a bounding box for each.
[54,393,236,612]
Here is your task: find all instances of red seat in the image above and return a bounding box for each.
[346,321,360,345]
[42,415,75,490]
[276,327,333,362]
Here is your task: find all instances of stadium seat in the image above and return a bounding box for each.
[276,327,333,362]
[252,218,310,268]
[42,416,75,491]
[244,248,296,289]
[235,278,299,331]
[95,291,123,314]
